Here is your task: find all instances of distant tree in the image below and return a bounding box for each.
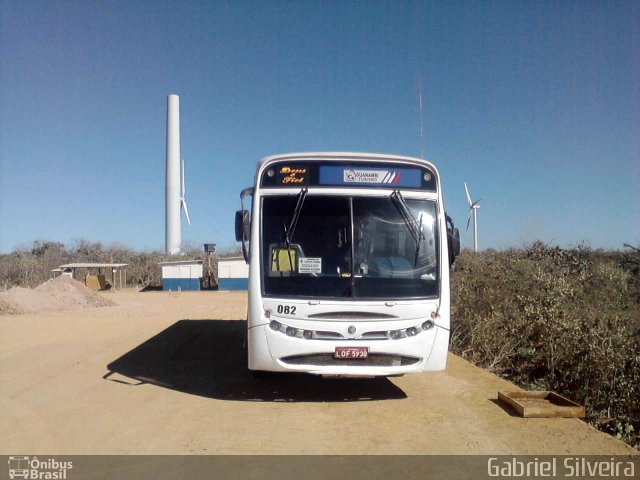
[217,245,243,258]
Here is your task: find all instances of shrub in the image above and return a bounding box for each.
[0,240,235,289]
[451,242,640,448]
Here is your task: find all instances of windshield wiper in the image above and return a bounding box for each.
[284,188,308,248]
[390,190,424,266]
[415,212,424,267]
[280,188,308,272]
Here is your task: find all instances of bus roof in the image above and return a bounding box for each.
[257,152,438,172]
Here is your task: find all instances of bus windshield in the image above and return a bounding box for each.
[262,194,438,299]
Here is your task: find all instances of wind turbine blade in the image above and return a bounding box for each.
[472,200,481,208]
[466,208,473,231]
[464,182,472,206]
[181,198,191,225]
[181,158,186,197]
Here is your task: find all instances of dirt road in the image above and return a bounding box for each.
[0,290,635,455]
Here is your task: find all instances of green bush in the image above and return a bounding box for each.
[451,242,640,448]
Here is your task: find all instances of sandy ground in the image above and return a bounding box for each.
[0,289,636,455]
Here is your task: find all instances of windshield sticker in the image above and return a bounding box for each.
[319,166,422,188]
[271,247,297,273]
[298,257,322,274]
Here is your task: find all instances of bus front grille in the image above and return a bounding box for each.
[308,311,398,320]
[360,331,389,340]
[315,330,344,339]
[280,353,420,367]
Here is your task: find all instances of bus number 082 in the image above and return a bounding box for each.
[277,305,296,315]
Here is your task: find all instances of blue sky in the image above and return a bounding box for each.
[1,0,638,253]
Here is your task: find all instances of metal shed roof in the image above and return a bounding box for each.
[158,259,204,266]
[218,257,245,263]
[58,263,129,268]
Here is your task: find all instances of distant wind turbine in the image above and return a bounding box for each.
[181,157,191,226]
[464,182,480,252]
[165,94,191,255]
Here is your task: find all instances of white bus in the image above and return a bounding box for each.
[236,152,460,377]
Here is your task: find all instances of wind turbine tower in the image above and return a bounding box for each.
[464,182,481,252]
[165,94,190,255]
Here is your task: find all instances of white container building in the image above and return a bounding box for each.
[159,260,204,291]
[217,257,248,290]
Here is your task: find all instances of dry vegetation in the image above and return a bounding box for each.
[451,242,640,448]
[0,240,242,290]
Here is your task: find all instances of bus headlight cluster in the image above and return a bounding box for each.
[388,319,436,340]
[268,319,437,340]
[269,320,312,339]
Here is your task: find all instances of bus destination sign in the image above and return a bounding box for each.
[261,161,436,191]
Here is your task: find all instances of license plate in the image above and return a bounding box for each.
[334,346,369,359]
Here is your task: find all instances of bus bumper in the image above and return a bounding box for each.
[248,323,449,376]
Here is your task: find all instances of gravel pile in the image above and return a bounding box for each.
[0,276,116,315]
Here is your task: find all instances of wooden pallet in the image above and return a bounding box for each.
[498,391,585,418]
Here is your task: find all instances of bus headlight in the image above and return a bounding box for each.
[303,330,313,339]
[422,320,434,330]
[286,327,297,337]
[269,320,282,331]
[406,327,418,336]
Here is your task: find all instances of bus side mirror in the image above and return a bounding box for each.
[451,228,460,257]
[446,214,460,266]
[235,210,250,242]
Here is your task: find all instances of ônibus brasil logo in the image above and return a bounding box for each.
[8,456,73,479]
